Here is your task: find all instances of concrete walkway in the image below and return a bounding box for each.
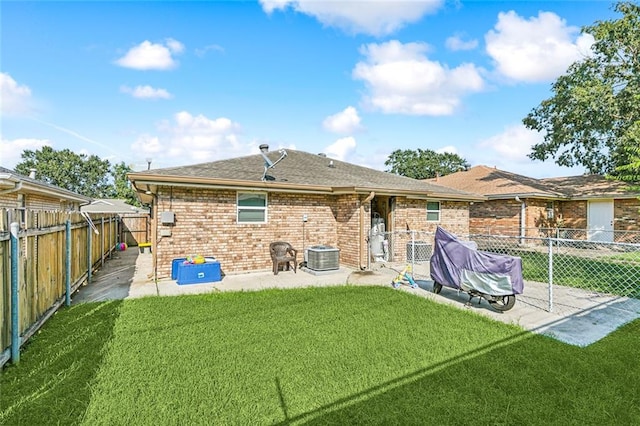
[72,249,640,347]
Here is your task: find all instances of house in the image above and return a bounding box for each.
[81,199,150,246]
[127,146,484,279]
[428,165,640,242]
[0,166,90,216]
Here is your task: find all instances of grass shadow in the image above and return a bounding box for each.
[286,320,640,425]
[0,300,123,425]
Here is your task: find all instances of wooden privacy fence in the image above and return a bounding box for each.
[121,214,150,246]
[0,209,119,368]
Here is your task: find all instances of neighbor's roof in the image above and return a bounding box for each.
[427,165,565,199]
[427,165,638,200]
[81,198,149,214]
[0,166,91,203]
[128,149,484,202]
[542,175,639,199]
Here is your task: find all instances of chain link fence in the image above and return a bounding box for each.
[369,228,640,315]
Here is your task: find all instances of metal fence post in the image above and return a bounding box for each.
[548,236,553,313]
[87,223,92,285]
[10,222,20,364]
[411,230,415,274]
[65,219,71,307]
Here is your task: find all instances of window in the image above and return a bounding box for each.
[237,192,267,223]
[426,201,440,222]
[546,201,555,219]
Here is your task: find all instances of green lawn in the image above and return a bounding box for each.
[2,286,639,425]
[486,248,640,298]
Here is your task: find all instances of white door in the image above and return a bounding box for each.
[587,200,614,242]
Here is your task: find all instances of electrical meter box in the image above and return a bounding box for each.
[161,211,175,224]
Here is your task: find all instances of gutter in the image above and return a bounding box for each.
[129,177,485,202]
[0,182,22,195]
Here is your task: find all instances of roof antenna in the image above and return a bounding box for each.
[259,144,288,181]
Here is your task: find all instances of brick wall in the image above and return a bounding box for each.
[152,187,472,277]
[469,199,520,236]
[388,198,469,261]
[392,198,468,234]
[154,187,361,278]
[614,199,640,231]
[0,193,18,208]
[469,198,566,237]
[0,192,65,210]
[557,200,588,229]
[335,194,362,268]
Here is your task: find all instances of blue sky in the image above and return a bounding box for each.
[1,1,618,178]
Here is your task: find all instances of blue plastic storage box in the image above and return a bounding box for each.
[171,258,187,280]
[176,259,221,285]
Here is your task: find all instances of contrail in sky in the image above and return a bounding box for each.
[29,117,126,160]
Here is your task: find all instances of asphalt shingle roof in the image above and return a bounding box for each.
[542,175,638,199]
[0,166,91,201]
[427,165,638,199]
[133,149,482,200]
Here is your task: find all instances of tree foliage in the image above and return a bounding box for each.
[523,1,640,180]
[385,148,470,180]
[15,146,139,203]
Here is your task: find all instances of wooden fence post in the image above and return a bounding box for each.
[65,219,71,307]
[10,222,20,364]
[101,217,105,268]
[87,223,92,285]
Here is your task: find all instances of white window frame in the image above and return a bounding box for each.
[237,192,268,224]
[426,200,441,222]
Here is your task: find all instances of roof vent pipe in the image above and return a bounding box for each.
[29,169,36,179]
[259,144,269,153]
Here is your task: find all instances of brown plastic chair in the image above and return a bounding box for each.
[270,241,298,275]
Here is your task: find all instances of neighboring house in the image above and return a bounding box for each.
[0,166,90,217]
[429,165,640,242]
[81,199,150,246]
[128,146,484,278]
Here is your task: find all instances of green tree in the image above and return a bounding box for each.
[111,161,139,206]
[384,148,470,179]
[523,1,640,180]
[16,146,112,197]
[15,147,141,202]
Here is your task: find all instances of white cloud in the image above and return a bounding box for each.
[445,34,478,51]
[0,137,51,169]
[322,106,362,134]
[165,38,185,54]
[260,0,443,36]
[324,136,356,161]
[478,124,540,162]
[473,124,587,178]
[195,44,225,57]
[1,73,32,116]
[436,145,458,155]
[120,85,173,100]
[485,10,595,82]
[353,40,485,116]
[115,39,184,70]
[133,111,253,166]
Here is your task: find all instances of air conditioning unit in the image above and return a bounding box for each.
[306,245,340,271]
